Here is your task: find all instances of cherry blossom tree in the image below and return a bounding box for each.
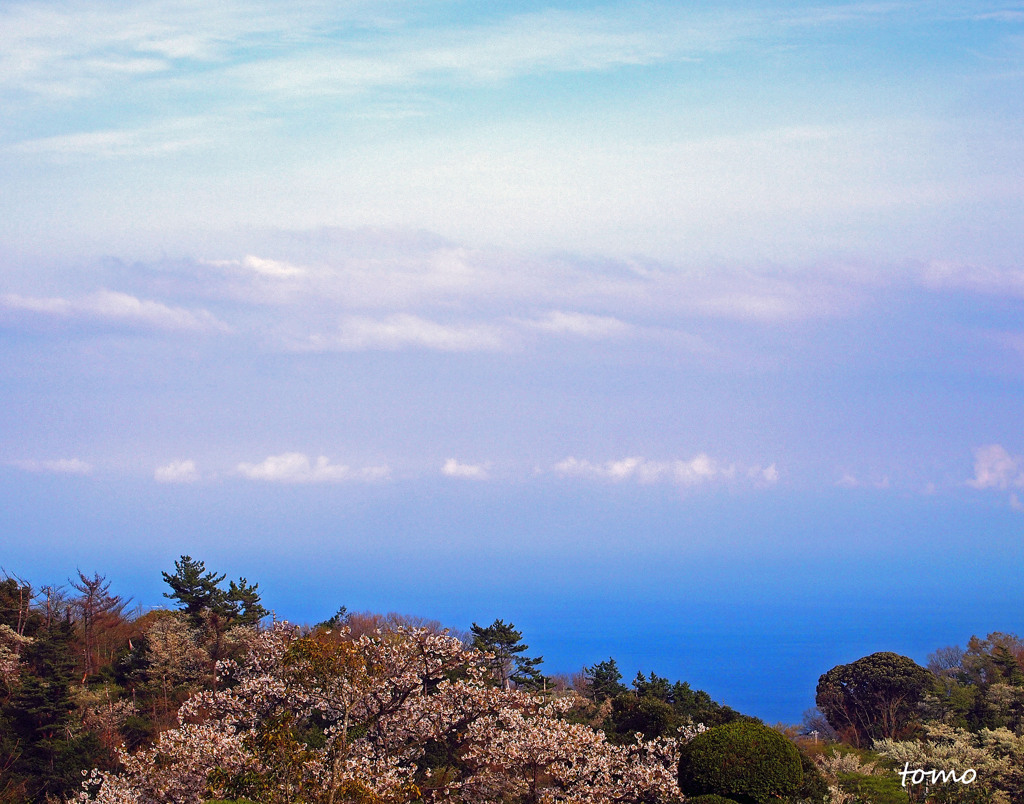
[77,622,695,804]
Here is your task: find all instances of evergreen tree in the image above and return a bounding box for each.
[161,557,268,673]
[469,619,544,689]
[162,557,267,629]
[633,671,672,701]
[992,645,1024,686]
[224,578,269,627]
[0,575,39,637]
[583,658,626,702]
[604,670,735,744]
[162,556,226,626]
[316,606,349,630]
[511,653,547,691]
[5,616,106,801]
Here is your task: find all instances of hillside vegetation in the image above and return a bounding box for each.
[2,560,1022,803]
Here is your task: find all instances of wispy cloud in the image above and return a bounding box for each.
[520,310,631,339]
[836,472,892,490]
[0,2,304,98]
[12,117,213,159]
[154,459,200,484]
[229,8,708,100]
[10,0,1014,108]
[1,290,227,332]
[0,3,724,109]
[551,454,778,488]
[919,261,1024,300]
[10,458,92,475]
[236,452,389,483]
[971,10,1024,22]
[303,314,507,352]
[441,458,490,479]
[12,1,989,138]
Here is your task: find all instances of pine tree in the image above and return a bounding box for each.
[469,619,545,689]
[224,578,269,627]
[162,556,226,626]
[583,658,626,702]
[162,557,267,629]
[992,645,1024,686]
[6,615,105,801]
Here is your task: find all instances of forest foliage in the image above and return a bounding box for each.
[1,561,1023,803]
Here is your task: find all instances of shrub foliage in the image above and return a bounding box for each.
[677,721,803,804]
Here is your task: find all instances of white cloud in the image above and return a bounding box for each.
[84,290,226,331]
[553,456,633,481]
[280,235,865,323]
[204,255,307,278]
[521,310,631,338]
[551,453,776,488]
[836,472,891,490]
[0,294,71,315]
[154,459,200,484]
[441,458,490,479]
[240,255,306,278]
[11,458,92,475]
[1,290,227,332]
[967,444,1024,490]
[236,452,388,483]
[672,453,728,485]
[305,314,506,352]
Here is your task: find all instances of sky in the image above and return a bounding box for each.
[2,0,1024,723]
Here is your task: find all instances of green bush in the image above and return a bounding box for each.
[796,749,830,802]
[836,772,910,804]
[677,721,803,804]
[686,795,741,804]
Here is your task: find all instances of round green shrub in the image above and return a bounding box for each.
[677,721,803,804]
[686,795,741,804]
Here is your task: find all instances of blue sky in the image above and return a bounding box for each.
[2,0,1024,722]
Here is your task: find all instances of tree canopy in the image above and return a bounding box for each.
[469,619,545,689]
[162,555,268,628]
[582,657,626,702]
[6,560,1024,803]
[815,651,932,747]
